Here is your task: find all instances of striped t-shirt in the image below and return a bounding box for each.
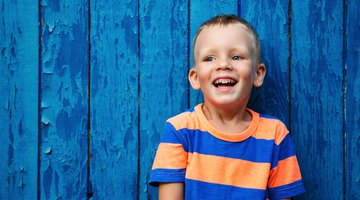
[150,104,305,199]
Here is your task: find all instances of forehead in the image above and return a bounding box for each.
[194,23,255,54]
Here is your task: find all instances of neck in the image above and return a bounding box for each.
[202,101,252,133]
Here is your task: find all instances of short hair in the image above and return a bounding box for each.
[193,14,261,64]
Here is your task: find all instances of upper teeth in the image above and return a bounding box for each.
[214,79,236,84]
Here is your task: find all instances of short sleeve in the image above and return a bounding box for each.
[149,122,188,186]
[267,133,305,199]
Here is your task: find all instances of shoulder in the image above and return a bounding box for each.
[166,107,198,131]
[258,114,287,129]
[254,113,289,145]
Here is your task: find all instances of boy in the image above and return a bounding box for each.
[149,14,305,199]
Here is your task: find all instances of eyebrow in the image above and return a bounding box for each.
[197,46,250,57]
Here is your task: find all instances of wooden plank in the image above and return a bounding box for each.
[240,0,290,124]
[89,1,139,199]
[189,0,238,107]
[291,1,344,199]
[139,1,189,199]
[0,1,39,199]
[346,0,360,198]
[39,0,89,199]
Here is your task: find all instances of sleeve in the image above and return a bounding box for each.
[149,122,188,186]
[267,129,305,199]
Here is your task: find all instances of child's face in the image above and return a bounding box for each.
[189,23,265,108]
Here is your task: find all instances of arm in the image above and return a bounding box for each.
[159,182,184,200]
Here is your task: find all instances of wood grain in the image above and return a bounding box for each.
[0,0,359,199]
[0,1,39,199]
[346,0,360,199]
[40,0,89,199]
[240,0,290,125]
[139,0,189,199]
[291,1,344,199]
[89,0,139,199]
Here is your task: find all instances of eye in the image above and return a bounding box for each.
[204,56,215,62]
[232,55,241,60]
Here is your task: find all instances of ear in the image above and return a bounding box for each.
[253,63,266,88]
[188,67,201,90]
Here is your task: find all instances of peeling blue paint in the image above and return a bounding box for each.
[139,0,189,198]
[8,144,14,166]
[47,0,60,12]
[43,164,53,200]
[1,0,359,199]
[89,0,139,199]
[40,0,89,199]
[292,1,345,199]
[41,117,50,126]
[123,127,134,149]
[18,120,22,136]
[44,146,52,154]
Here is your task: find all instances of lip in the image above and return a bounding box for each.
[215,85,235,93]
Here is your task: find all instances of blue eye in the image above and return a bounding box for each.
[204,57,215,62]
[232,55,241,60]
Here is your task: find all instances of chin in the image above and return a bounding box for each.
[207,98,242,108]
[206,95,250,108]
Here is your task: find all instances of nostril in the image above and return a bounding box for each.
[217,59,232,70]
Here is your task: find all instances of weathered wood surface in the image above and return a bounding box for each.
[241,0,290,125]
[0,1,39,199]
[291,1,344,199]
[40,0,89,199]
[346,0,360,199]
[139,1,189,199]
[89,0,139,199]
[0,0,359,199]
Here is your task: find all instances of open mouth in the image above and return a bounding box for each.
[213,79,238,88]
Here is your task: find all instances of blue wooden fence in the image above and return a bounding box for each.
[0,0,359,199]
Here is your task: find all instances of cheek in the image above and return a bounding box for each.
[197,67,211,81]
[238,66,254,80]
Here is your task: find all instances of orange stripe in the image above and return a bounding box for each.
[186,152,271,190]
[152,143,188,169]
[253,118,289,145]
[168,110,289,145]
[268,156,302,188]
[167,111,207,131]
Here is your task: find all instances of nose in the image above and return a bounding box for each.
[216,57,232,70]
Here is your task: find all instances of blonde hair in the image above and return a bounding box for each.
[193,14,261,64]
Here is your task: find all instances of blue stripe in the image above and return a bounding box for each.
[149,168,186,186]
[270,134,296,169]
[179,129,276,163]
[187,107,195,112]
[185,179,266,199]
[160,122,181,144]
[279,134,296,160]
[268,180,305,199]
[260,113,280,120]
[160,122,189,151]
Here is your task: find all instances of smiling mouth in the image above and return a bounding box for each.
[213,79,238,87]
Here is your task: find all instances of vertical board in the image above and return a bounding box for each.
[89,0,139,199]
[240,0,290,124]
[0,1,359,199]
[346,0,360,199]
[40,0,89,199]
[189,0,238,107]
[0,1,39,199]
[291,1,344,199]
[139,0,189,199]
